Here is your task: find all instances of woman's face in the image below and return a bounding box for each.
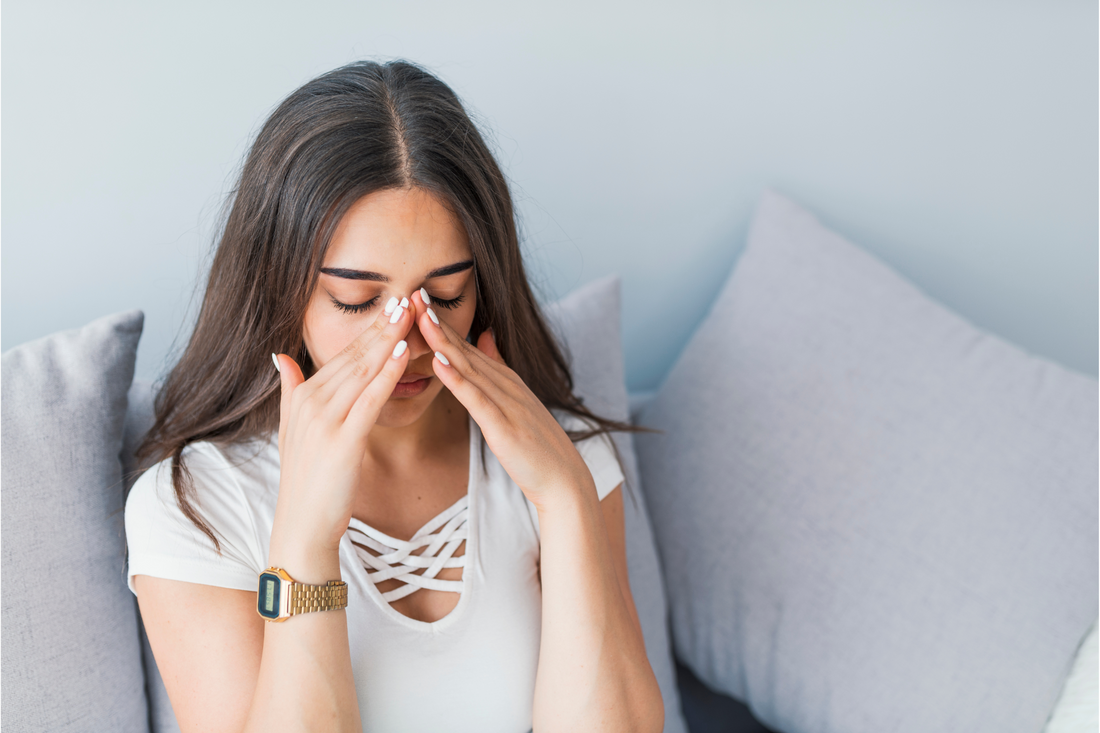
[302,186,477,427]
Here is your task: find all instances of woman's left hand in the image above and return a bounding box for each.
[412,290,592,511]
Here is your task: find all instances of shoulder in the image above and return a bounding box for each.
[124,435,276,594]
[126,435,275,522]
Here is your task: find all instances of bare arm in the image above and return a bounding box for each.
[597,484,645,639]
[532,481,664,732]
[133,542,359,733]
[133,577,264,733]
[245,537,360,732]
[134,297,423,732]
[408,290,664,732]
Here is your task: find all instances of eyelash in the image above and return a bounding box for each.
[330,293,466,315]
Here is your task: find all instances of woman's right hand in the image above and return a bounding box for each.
[270,295,417,563]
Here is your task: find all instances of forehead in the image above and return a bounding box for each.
[324,187,470,266]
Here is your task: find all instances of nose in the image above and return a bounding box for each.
[398,296,432,364]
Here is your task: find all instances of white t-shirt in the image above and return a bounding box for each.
[124,409,624,733]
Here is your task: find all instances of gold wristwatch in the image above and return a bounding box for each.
[256,567,348,622]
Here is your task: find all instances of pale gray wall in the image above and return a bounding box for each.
[3,1,1096,391]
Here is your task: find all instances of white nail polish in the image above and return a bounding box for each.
[399,297,409,309]
[427,307,439,325]
[389,305,404,324]
[271,353,280,373]
[392,340,408,358]
[420,287,431,305]
[435,351,450,366]
[384,296,399,315]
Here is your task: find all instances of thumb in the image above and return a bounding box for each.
[272,352,305,456]
[476,328,505,365]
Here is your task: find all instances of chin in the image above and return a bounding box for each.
[375,382,440,425]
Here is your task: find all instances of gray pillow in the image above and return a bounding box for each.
[123,378,181,733]
[122,276,688,733]
[635,190,1098,733]
[545,274,687,733]
[2,310,148,731]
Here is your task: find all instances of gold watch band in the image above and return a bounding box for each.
[288,579,349,616]
[258,567,348,622]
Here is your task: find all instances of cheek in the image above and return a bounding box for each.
[303,307,367,368]
[454,288,478,338]
[443,304,477,342]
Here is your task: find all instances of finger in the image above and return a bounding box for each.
[403,291,421,324]
[417,321,517,437]
[323,299,416,422]
[420,305,514,395]
[313,293,413,404]
[415,295,511,384]
[476,328,505,366]
[429,343,508,434]
[343,336,414,440]
[412,287,438,317]
[273,352,306,457]
[310,295,407,394]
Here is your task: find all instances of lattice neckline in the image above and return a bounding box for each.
[346,495,469,602]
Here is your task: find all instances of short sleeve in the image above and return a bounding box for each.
[559,413,626,502]
[124,443,264,596]
[547,410,625,501]
[523,411,626,538]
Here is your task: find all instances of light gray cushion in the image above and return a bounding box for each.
[545,274,687,733]
[121,276,688,733]
[635,190,1098,733]
[122,378,181,733]
[2,310,149,732]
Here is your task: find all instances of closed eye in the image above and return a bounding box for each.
[330,293,466,315]
[330,295,380,315]
[430,294,465,310]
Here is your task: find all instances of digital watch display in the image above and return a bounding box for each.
[258,570,284,620]
[255,567,348,622]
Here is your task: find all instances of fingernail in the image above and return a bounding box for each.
[420,287,431,305]
[392,340,408,358]
[399,297,409,309]
[271,353,281,373]
[389,305,405,324]
[427,307,439,325]
[434,351,450,366]
[384,296,399,315]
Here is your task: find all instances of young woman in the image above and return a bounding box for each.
[125,59,664,732]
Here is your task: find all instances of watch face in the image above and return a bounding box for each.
[258,572,282,619]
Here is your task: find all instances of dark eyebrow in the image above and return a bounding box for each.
[319,259,474,283]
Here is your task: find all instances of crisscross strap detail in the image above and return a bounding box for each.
[347,496,468,602]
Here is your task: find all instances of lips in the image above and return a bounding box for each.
[398,374,431,384]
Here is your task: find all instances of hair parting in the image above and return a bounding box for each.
[130,59,655,553]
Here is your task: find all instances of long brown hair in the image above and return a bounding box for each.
[132,59,655,553]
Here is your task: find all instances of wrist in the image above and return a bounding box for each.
[267,531,343,586]
[530,475,597,517]
[257,566,348,622]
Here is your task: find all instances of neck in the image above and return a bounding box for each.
[362,388,469,472]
